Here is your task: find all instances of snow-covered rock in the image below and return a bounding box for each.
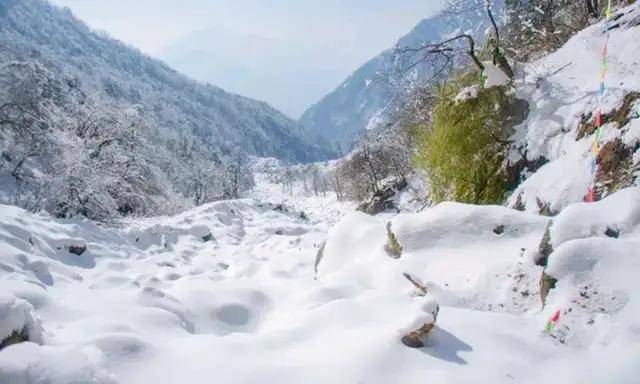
[0,293,43,348]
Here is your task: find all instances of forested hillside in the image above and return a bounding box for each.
[0,0,331,220]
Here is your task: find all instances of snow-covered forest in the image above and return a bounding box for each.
[1,0,640,383]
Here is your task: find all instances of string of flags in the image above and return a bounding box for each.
[549,2,613,335]
[586,0,613,203]
[546,309,561,333]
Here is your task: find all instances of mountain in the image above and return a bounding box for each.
[160,27,348,119]
[0,0,332,219]
[299,0,504,150]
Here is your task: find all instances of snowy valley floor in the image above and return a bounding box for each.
[1,172,639,384]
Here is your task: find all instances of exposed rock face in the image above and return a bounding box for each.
[595,138,635,198]
[506,156,548,192]
[576,92,640,140]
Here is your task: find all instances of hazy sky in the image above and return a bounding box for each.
[49,0,446,117]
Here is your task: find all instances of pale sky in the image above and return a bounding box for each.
[49,0,446,117]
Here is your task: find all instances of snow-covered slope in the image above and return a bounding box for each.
[298,0,504,149]
[0,0,328,162]
[0,0,333,219]
[507,3,640,213]
[1,167,638,382]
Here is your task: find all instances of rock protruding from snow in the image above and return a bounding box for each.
[0,293,43,350]
[399,295,440,348]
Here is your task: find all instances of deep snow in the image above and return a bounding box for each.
[2,3,640,383]
[1,166,639,383]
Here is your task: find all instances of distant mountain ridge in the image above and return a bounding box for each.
[299,0,504,150]
[0,0,332,219]
[0,0,329,162]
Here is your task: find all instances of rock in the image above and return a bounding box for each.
[357,178,408,216]
[401,323,435,349]
[604,227,620,238]
[68,244,86,256]
[493,224,505,235]
[202,233,214,242]
[401,295,439,348]
[536,198,557,217]
[536,221,553,267]
[576,92,640,140]
[596,138,634,197]
[539,271,557,306]
[512,193,526,211]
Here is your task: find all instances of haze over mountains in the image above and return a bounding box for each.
[0,0,331,219]
[299,0,505,150]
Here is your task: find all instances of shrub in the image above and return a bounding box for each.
[412,77,513,204]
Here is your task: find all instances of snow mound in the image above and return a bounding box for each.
[0,343,116,384]
[318,212,386,277]
[549,187,640,246]
[320,202,549,314]
[543,187,640,346]
[0,293,43,348]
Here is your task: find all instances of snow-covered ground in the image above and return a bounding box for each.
[509,3,640,213]
[2,4,640,383]
[1,164,639,383]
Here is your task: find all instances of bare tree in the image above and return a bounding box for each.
[393,0,513,82]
